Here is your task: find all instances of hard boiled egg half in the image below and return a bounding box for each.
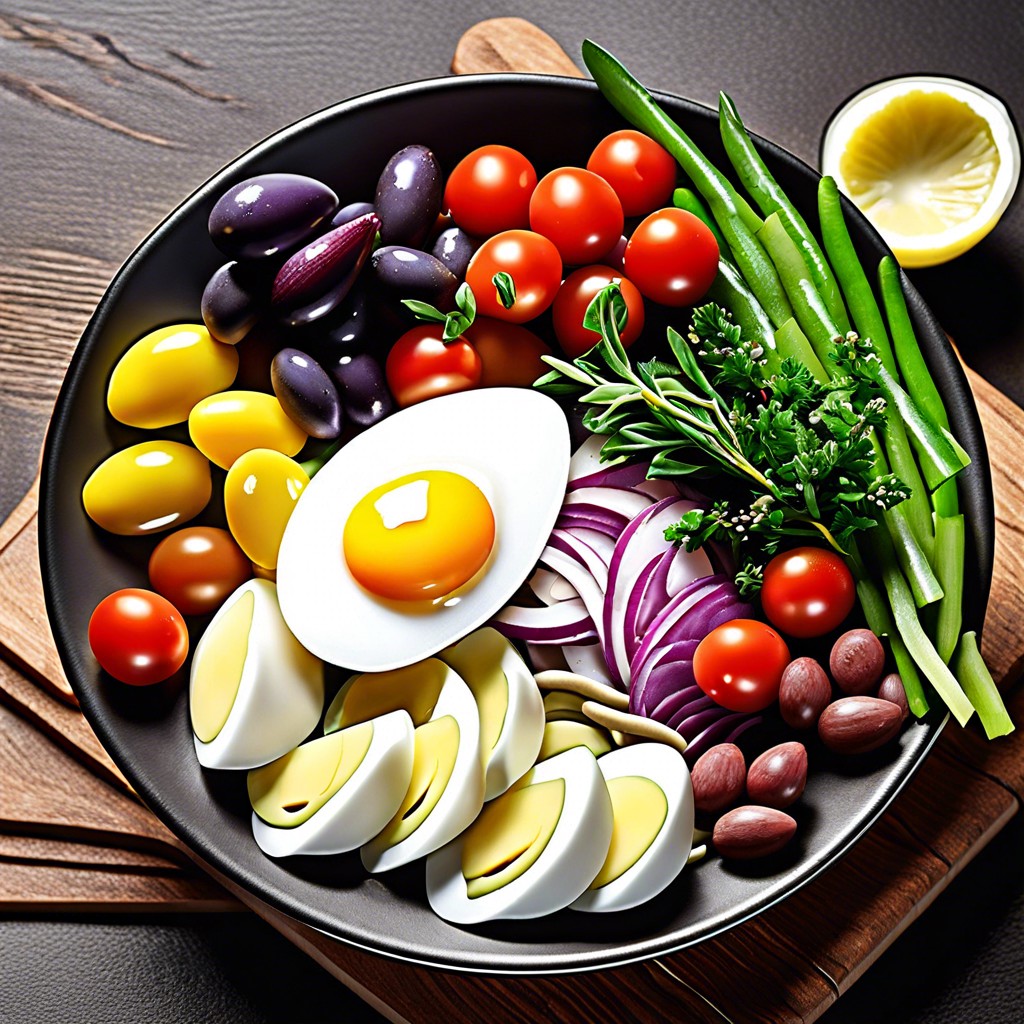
[276,388,570,671]
[425,744,613,924]
[190,578,323,770]
[324,657,484,873]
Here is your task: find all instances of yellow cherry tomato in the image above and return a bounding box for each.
[107,324,238,429]
[82,440,212,536]
[224,448,309,570]
[188,390,307,470]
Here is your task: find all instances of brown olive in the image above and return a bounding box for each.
[830,628,886,695]
[148,526,252,616]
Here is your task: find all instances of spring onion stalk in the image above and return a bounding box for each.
[581,39,793,328]
[932,513,965,663]
[718,93,851,334]
[673,187,730,254]
[954,633,1015,738]
[854,573,930,717]
[865,527,974,725]
[773,317,829,383]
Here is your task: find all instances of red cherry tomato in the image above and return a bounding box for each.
[587,129,677,216]
[760,547,857,638]
[551,265,646,358]
[529,167,624,266]
[148,526,252,616]
[467,317,552,387]
[465,230,562,324]
[624,207,719,306]
[385,324,482,407]
[88,588,189,686]
[443,145,537,237]
[693,619,790,712]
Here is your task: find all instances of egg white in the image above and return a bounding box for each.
[571,742,694,913]
[439,627,545,801]
[250,709,415,858]
[425,745,613,924]
[276,388,570,672]
[191,578,323,770]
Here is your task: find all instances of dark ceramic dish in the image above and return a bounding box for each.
[39,74,993,973]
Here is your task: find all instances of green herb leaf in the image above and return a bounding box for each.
[493,272,516,309]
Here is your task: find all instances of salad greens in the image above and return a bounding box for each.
[549,39,1012,736]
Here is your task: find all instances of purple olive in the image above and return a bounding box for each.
[201,261,269,345]
[209,173,338,260]
[331,201,375,228]
[271,212,379,326]
[271,348,342,439]
[370,245,458,308]
[329,351,394,429]
[374,145,442,248]
[431,226,479,280]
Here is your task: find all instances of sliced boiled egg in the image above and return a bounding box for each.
[426,745,613,924]
[439,627,544,800]
[190,578,323,769]
[324,658,484,873]
[572,742,693,913]
[247,709,414,857]
[276,388,570,671]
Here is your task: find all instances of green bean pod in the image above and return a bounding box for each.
[719,93,850,334]
[954,633,1014,739]
[581,40,793,328]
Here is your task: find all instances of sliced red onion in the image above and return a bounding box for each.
[683,712,761,763]
[550,528,614,581]
[563,485,654,523]
[538,546,606,645]
[528,567,576,606]
[630,478,682,502]
[492,599,596,644]
[563,642,615,686]
[650,683,704,723]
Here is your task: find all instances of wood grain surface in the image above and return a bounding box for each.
[1,7,1023,1024]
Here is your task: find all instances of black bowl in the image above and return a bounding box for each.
[39,74,993,973]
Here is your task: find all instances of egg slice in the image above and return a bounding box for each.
[247,709,414,857]
[571,742,694,913]
[323,658,484,873]
[426,745,613,924]
[439,627,544,800]
[190,578,323,770]
[276,388,570,671]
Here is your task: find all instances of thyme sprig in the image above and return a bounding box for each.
[535,284,909,594]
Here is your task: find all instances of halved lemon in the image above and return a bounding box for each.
[821,76,1020,267]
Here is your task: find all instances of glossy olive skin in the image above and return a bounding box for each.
[331,200,375,228]
[271,347,343,439]
[431,225,479,280]
[329,351,394,429]
[374,144,443,247]
[201,261,269,345]
[370,245,458,309]
[208,173,338,260]
[148,526,252,616]
[271,212,379,326]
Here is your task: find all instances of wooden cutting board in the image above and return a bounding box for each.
[1,17,1022,1023]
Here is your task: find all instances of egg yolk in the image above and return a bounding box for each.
[343,470,495,603]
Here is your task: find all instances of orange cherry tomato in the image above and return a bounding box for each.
[88,588,189,686]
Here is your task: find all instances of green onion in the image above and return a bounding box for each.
[954,632,1015,738]
[933,513,965,663]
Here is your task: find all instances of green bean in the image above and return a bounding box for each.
[719,93,851,334]
[818,176,897,374]
[581,40,792,328]
[673,187,729,254]
[953,633,1014,739]
[878,255,952,431]
[933,513,964,663]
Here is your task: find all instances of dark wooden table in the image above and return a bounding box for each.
[2,3,1022,1021]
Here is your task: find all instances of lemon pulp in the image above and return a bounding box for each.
[822,77,1021,267]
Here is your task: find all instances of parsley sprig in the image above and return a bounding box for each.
[535,283,909,595]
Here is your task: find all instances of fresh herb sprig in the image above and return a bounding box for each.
[535,284,909,594]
